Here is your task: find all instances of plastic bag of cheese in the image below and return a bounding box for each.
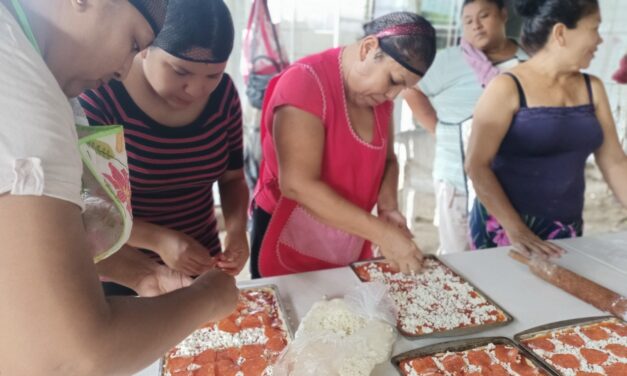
[272,282,397,376]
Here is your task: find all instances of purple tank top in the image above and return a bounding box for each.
[492,73,604,222]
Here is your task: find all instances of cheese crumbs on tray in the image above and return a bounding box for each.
[162,287,290,376]
[521,318,627,376]
[400,343,550,376]
[353,259,509,336]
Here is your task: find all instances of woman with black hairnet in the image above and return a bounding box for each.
[80,0,249,295]
[0,0,238,374]
[251,12,436,277]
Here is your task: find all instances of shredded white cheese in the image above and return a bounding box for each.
[360,260,506,335]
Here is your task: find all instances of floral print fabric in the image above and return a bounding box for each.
[469,199,582,249]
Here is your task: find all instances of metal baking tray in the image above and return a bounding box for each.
[514,315,627,376]
[159,284,293,376]
[391,336,557,375]
[350,256,514,339]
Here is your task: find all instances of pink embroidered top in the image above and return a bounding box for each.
[253,47,393,216]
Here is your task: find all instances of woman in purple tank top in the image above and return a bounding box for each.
[465,0,627,258]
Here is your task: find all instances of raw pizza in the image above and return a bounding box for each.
[521,318,627,376]
[400,343,549,376]
[162,287,290,376]
[353,259,509,336]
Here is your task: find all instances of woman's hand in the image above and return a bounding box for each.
[506,225,565,259]
[156,229,216,276]
[192,269,240,321]
[378,208,413,239]
[134,264,194,297]
[217,232,249,276]
[378,223,424,274]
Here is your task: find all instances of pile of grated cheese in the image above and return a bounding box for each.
[273,298,396,376]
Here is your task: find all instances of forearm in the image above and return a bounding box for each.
[282,179,389,246]
[0,197,230,376]
[33,284,225,376]
[599,157,627,207]
[468,166,526,233]
[93,285,224,375]
[218,176,250,236]
[402,88,437,133]
[96,245,155,290]
[377,158,400,211]
[127,219,166,251]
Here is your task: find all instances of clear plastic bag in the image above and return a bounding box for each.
[272,282,397,376]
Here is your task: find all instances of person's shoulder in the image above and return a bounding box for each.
[213,72,237,96]
[81,81,117,102]
[441,45,464,57]
[279,62,322,88]
[584,73,606,104]
[297,47,339,65]
[488,72,520,92]
[78,81,127,125]
[0,27,72,127]
[481,73,521,110]
[585,73,604,87]
[418,46,465,92]
[434,46,464,63]
[0,7,67,103]
[222,72,235,86]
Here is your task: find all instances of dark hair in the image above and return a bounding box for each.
[129,0,169,35]
[462,0,506,10]
[515,0,599,53]
[152,0,234,63]
[363,12,437,76]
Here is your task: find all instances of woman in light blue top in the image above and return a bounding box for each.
[403,0,527,254]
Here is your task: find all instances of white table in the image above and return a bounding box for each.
[136,231,627,376]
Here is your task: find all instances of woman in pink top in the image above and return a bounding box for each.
[251,12,437,277]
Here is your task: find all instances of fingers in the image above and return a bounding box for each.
[216,261,241,276]
[387,248,423,275]
[512,238,564,261]
[403,256,423,275]
[182,259,212,277]
[217,256,247,276]
[544,241,565,257]
[217,246,249,276]
[379,225,423,275]
[189,249,217,266]
[163,270,193,292]
[394,256,422,275]
[511,243,531,258]
[386,260,400,273]
[399,224,413,239]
